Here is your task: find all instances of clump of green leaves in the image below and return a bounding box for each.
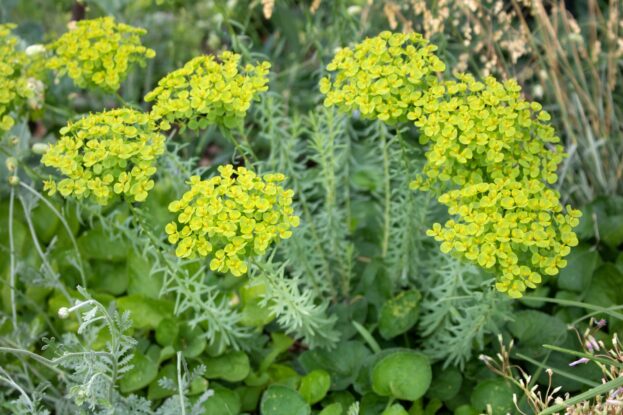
[47,17,155,91]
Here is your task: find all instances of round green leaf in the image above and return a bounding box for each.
[119,351,158,393]
[127,250,163,299]
[319,403,343,415]
[174,324,206,358]
[89,260,128,296]
[427,366,462,402]
[470,379,514,414]
[381,403,408,415]
[299,340,371,390]
[454,405,478,415]
[148,364,176,400]
[156,317,179,347]
[204,351,250,382]
[31,199,60,243]
[379,289,421,339]
[557,244,599,292]
[260,385,311,415]
[371,350,431,401]
[299,369,331,404]
[116,294,173,330]
[508,310,567,357]
[202,384,241,415]
[78,224,129,262]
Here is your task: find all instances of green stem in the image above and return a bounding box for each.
[20,182,86,288]
[515,353,599,388]
[542,344,623,369]
[220,127,256,166]
[8,187,17,328]
[522,296,623,320]
[352,321,381,354]
[177,352,186,415]
[381,126,391,258]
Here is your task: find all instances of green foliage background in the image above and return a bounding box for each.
[1,1,623,414]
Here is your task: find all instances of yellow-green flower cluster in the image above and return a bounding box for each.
[41,108,165,205]
[427,179,581,298]
[47,17,155,91]
[321,31,581,298]
[320,31,445,123]
[145,52,270,131]
[165,165,300,276]
[0,24,31,133]
[409,74,565,191]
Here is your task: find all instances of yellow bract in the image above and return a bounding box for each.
[47,17,155,91]
[41,108,165,205]
[165,165,299,276]
[145,52,270,131]
[321,31,581,298]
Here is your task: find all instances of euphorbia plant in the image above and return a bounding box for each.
[320,31,581,298]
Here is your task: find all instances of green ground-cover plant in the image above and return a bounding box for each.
[1,2,622,415]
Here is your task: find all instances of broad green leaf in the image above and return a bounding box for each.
[147,364,176,400]
[31,198,60,243]
[236,385,263,412]
[470,380,514,414]
[204,351,250,382]
[119,351,158,393]
[260,385,311,415]
[299,340,371,390]
[371,350,431,401]
[585,264,623,307]
[156,317,179,347]
[319,402,343,415]
[174,324,206,358]
[127,250,163,299]
[508,310,567,357]
[299,369,331,404]
[453,405,478,415]
[90,260,128,296]
[78,224,129,262]
[599,214,623,249]
[202,384,241,415]
[378,289,421,339]
[381,403,408,415]
[116,294,173,329]
[427,366,462,402]
[267,363,300,389]
[240,299,275,327]
[556,244,599,292]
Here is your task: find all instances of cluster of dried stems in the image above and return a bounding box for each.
[481,320,623,415]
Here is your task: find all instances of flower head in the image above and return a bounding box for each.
[165,165,299,276]
[47,17,155,91]
[145,52,270,131]
[41,108,165,205]
[429,178,580,298]
[320,31,445,123]
[0,24,34,133]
